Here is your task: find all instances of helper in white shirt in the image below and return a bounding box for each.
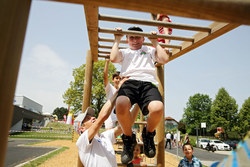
[76,79,139,167]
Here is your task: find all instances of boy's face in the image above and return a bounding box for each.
[161,16,169,22]
[80,115,96,133]
[183,145,193,159]
[112,76,121,87]
[127,35,144,50]
[133,145,141,157]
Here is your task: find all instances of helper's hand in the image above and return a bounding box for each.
[118,76,130,88]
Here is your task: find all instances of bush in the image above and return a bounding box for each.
[189,135,198,147]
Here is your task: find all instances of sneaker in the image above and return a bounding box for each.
[142,127,156,158]
[121,133,137,164]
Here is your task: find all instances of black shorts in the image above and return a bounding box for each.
[117,79,163,115]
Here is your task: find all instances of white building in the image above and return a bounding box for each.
[14,96,43,114]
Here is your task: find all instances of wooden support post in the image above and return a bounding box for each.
[77,50,94,167]
[84,4,99,62]
[0,0,31,167]
[156,65,165,167]
[82,50,93,112]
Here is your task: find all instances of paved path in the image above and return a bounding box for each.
[165,146,230,166]
[5,139,57,167]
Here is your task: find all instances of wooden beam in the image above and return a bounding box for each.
[98,54,109,59]
[47,0,250,25]
[0,0,31,167]
[47,0,83,4]
[85,0,250,25]
[98,50,110,54]
[98,44,127,49]
[99,27,194,42]
[98,37,182,49]
[169,22,240,62]
[99,14,211,32]
[84,4,99,62]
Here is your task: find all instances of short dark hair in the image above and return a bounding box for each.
[112,71,120,79]
[128,26,143,32]
[182,143,193,151]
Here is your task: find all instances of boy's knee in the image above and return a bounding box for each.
[148,101,163,114]
[116,96,131,113]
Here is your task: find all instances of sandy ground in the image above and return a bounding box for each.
[33,140,179,167]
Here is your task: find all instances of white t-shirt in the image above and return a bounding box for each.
[104,82,118,129]
[76,129,117,167]
[166,133,171,139]
[174,133,177,140]
[119,46,158,86]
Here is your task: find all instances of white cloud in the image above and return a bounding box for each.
[16,44,73,113]
[28,44,70,79]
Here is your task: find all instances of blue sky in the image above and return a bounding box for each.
[15,1,250,121]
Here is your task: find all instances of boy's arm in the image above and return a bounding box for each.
[110,28,124,63]
[104,58,109,87]
[148,31,169,64]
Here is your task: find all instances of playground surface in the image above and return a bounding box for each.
[30,140,179,167]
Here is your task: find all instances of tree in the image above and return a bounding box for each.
[182,93,212,135]
[52,107,68,120]
[178,119,186,134]
[210,88,238,139]
[238,97,250,137]
[63,60,117,115]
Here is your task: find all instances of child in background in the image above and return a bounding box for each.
[104,58,121,129]
[178,143,203,167]
[157,14,172,53]
[127,144,147,167]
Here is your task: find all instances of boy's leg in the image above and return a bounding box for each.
[147,101,164,132]
[116,96,136,164]
[142,100,163,158]
[116,96,133,136]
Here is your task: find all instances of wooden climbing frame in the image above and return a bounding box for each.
[1,0,249,167]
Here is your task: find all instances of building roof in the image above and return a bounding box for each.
[165,116,179,124]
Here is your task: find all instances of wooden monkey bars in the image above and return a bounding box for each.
[1,0,249,167]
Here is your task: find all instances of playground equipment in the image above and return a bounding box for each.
[1,0,250,167]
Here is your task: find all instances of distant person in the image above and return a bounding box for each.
[174,132,177,147]
[184,133,190,144]
[104,57,121,129]
[165,131,171,149]
[171,132,174,146]
[180,135,184,147]
[178,143,203,167]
